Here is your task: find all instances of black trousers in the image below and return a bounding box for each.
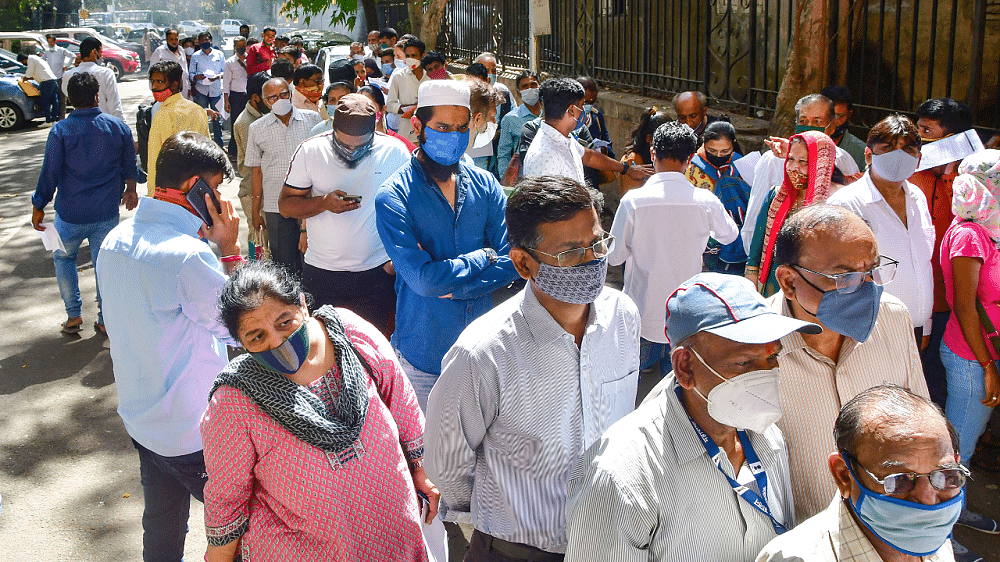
[264,212,302,276]
[465,530,565,562]
[302,262,396,338]
[227,91,248,157]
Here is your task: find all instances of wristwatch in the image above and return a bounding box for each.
[410,458,424,469]
[621,160,630,175]
[484,247,499,264]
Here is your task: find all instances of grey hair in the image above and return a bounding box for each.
[795,94,835,122]
[834,384,959,458]
[474,51,498,64]
[673,90,708,111]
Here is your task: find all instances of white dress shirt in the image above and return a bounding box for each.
[244,107,323,213]
[565,376,795,562]
[62,62,124,122]
[41,45,74,78]
[608,171,739,343]
[24,54,56,82]
[425,284,640,553]
[522,121,586,183]
[149,44,190,98]
[826,172,935,332]
[283,132,411,272]
[223,54,248,95]
[384,67,427,143]
[742,147,861,253]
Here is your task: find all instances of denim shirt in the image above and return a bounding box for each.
[375,155,518,374]
[96,197,237,456]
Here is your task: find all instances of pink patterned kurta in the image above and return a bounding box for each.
[201,308,428,562]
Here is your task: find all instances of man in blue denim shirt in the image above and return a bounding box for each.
[376,79,518,410]
[31,72,138,335]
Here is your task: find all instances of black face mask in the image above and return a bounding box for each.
[705,152,731,169]
[832,123,849,139]
[167,43,178,52]
[254,97,270,115]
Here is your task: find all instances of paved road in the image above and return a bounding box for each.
[0,76,998,561]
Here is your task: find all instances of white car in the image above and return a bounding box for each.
[179,20,209,37]
[315,44,353,83]
[220,19,246,36]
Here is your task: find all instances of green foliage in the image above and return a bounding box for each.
[268,0,359,28]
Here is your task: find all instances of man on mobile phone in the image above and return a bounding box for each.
[96,131,243,562]
[279,94,410,337]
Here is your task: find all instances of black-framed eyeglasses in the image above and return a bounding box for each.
[842,451,969,495]
[792,255,899,294]
[529,234,615,267]
[263,90,291,103]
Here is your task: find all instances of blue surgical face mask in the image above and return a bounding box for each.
[533,257,608,304]
[574,105,587,130]
[845,459,964,557]
[326,104,337,117]
[249,316,311,374]
[488,73,497,85]
[800,275,883,342]
[381,62,394,75]
[421,127,469,166]
[583,103,594,114]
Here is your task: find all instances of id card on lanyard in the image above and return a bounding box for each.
[675,385,787,534]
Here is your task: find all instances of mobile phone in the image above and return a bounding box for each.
[342,195,362,203]
[185,177,222,227]
[417,490,430,523]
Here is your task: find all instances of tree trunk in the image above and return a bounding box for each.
[407,0,423,38]
[770,0,833,137]
[362,0,378,33]
[421,0,449,51]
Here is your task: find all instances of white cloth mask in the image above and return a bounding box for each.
[405,57,420,70]
[472,121,497,150]
[520,87,540,106]
[271,98,293,116]
[688,347,783,433]
[870,149,919,182]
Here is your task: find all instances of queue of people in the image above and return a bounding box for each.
[24,21,1000,562]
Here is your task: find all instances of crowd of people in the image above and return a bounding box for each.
[23,20,1000,562]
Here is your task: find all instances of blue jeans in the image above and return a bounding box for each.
[640,338,672,377]
[396,348,438,412]
[921,310,951,409]
[132,440,207,562]
[941,341,997,464]
[39,79,59,122]
[53,214,118,323]
[192,91,224,147]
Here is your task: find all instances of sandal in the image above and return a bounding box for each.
[94,322,107,336]
[61,320,83,334]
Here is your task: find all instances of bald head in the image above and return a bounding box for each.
[774,204,876,270]
[263,78,290,97]
[674,91,708,132]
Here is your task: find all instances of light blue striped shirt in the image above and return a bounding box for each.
[424,284,640,553]
[96,197,237,456]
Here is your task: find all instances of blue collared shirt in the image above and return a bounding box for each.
[189,48,226,98]
[96,197,237,456]
[32,107,136,224]
[375,155,518,374]
[497,103,539,174]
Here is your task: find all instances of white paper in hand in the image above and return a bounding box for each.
[215,97,229,120]
[916,130,986,172]
[37,223,66,252]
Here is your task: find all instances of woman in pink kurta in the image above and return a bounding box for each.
[201,261,436,562]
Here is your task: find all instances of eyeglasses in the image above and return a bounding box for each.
[263,90,291,103]
[792,255,898,294]
[529,234,615,267]
[843,452,969,495]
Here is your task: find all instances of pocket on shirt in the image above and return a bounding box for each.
[600,371,639,424]
[488,430,543,472]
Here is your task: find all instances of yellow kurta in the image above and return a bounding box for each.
[147,93,210,195]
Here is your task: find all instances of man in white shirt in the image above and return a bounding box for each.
[223,35,249,159]
[279,94,410,336]
[17,50,58,123]
[245,78,322,276]
[385,36,428,143]
[148,29,189,99]
[41,34,74,120]
[62,37,124,122]
[742,94,861,253]
[566,273,820,562]
[426,175,640,560]
[522,77,587,183]
[609,121,739,378]
[189,32,226,147]
[826,114,934,344]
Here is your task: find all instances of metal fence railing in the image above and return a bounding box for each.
[378,0,1000,130]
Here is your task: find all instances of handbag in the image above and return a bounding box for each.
[976,298,1000,357]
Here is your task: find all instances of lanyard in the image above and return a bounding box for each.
[675,386,787,534]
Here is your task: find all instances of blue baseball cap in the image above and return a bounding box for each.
[665,273,821,345]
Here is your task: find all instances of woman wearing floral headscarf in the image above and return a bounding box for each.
[940,149,1000,468]
[745,131,840,296]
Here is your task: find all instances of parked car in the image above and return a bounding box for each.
[0,31,46,56]
[0,47,27,74]
[39,28,140,81]
[220,19,245,36]
[315,44,353,83]
[0,69,43,131]
[178,20,209,37]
